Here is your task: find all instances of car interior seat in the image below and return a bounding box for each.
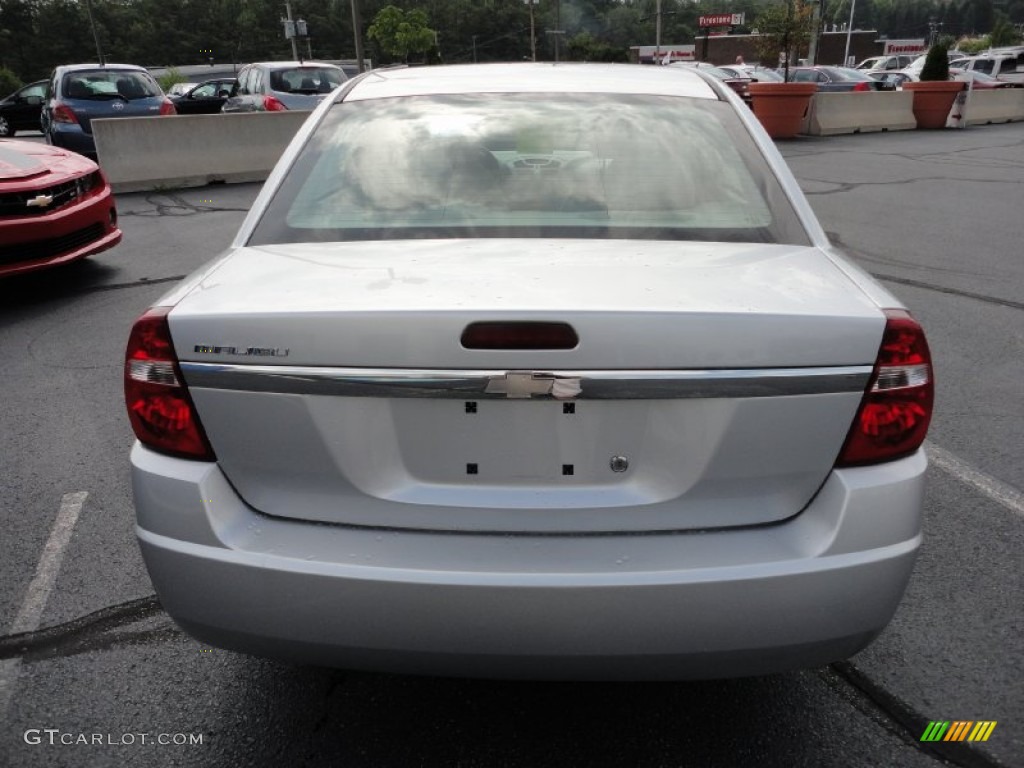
[66,80,91,99]
[117,77,146,99]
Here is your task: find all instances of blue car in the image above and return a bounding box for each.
[40,63,176,158]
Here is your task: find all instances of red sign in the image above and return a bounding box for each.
[699,13,744,27]
[883,39,926,55]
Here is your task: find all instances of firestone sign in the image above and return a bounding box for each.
[699,13,744,27]
[883,39,926,55]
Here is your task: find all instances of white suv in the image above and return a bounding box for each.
[952,50,1024,83]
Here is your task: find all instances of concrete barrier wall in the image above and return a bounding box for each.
[802,91,917,136]
[965,89,1024,126]
[93,111,312,193]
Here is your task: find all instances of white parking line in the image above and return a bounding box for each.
[0,491,87,719]
[927,441,1024,518]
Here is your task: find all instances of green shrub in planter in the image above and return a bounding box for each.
[919,44,950,82]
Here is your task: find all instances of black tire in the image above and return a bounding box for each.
[0,116,14,137]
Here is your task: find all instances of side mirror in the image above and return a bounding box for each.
[218,89,230,98]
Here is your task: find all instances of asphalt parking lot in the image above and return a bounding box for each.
[1,125,1022,767]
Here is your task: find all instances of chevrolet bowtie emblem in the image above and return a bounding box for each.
[485,372,582,400]
[26,194,54,209]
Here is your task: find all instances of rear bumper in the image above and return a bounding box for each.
[132,444,926,680]
[47,124,96,157]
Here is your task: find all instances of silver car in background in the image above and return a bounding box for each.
[221,61,346,113]
[126,63,933,680]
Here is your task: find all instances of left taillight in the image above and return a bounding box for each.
[124,307,215,461]
[853,81,872,92]
[159,99,177,116]
[836,309,933,467]
[263,95,287,111]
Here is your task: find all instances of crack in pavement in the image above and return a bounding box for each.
[119,192,251,218]
[0,596,166,661]
[825,231,986,278]
[872,273,1024,311]
[802,174,1023,196]
[823,662,1009,768]
[825,232,1023,310]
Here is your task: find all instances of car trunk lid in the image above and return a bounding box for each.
[168,239,883,533]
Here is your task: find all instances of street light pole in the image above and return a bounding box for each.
[843,0,857,68]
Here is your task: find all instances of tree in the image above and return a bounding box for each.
[566,31,627,62]
[0,66,23,96]
[753,0,814,79]
[919,42,949,81]
[990,16,1022,46]
[367,6,436,63]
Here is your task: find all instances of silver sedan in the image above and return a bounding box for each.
[125,63,933,680]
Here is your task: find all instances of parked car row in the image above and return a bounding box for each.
[782,65,897,91]
[0,60,351,157]
[167,62,349,115]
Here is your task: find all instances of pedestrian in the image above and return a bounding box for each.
[735,55,745,65]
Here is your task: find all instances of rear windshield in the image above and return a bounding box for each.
[249,93,810,246]
[268,67,345,94]
[826,68,870,81]
[63,70,160,100]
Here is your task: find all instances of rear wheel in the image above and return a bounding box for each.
[0,116,14,137]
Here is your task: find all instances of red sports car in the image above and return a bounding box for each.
[0,139,121,278]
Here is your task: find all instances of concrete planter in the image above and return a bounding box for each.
[748,82,817,139]
[904,81,966,129]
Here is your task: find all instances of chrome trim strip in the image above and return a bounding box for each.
[179,362,872,399]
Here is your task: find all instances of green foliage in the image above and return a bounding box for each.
[157,67,186,93]
[0,0,1020,83]
[368,6,436,62]
[0,66,23,96]
[990,17,1022,47]
[566,32,627,63]
[753,0,814,75]
[956,37,991,54]
[919,43,950,81]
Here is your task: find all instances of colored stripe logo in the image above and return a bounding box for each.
[921,721,997,742]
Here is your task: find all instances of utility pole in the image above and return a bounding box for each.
[283,1,299,61]
[655,0,662,63]
[83,0,105,65]
[473,35,478,63]
[555,0,561,62]
[351,0,365,73]
[807,0,822,66]
[524,0,537,62]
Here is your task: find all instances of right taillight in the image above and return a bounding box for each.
[836,309,933,467]
[52,103,78,124]
[124,307,215,461]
